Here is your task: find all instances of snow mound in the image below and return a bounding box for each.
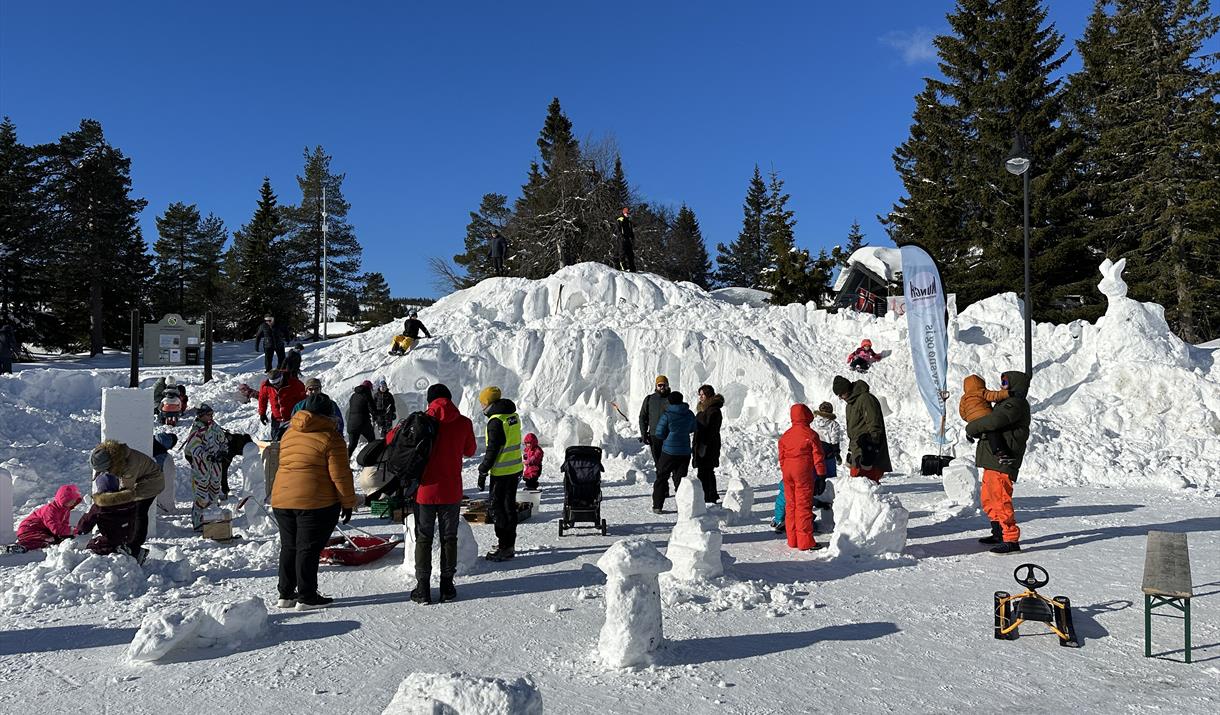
[719,476,754,526]
[128,595,269,663]
[382,672,542,715]
[710,287,772,307]
[827,478,909,558]
[663,577,811,617]
[0,538,192,612]
[938,456,981,516]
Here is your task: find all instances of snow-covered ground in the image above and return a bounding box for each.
[2,262,1218,713]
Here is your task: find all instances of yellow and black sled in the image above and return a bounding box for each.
[994,563,1079,647]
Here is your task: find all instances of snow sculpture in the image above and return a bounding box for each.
[596,537,672,669]
[404,512,479,578]
[827,477,909,558]
[0,466,13,544]
[938,455,981,515]
[1097,258,1128,299]
[1095,258,1191,367]
[382,673,543,715]
[720,475,754,526]
[665,477,724,580]
[154,455,176,516]
[128,596,268,663]
[101,387,156,537]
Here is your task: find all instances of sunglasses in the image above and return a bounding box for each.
[656,384,669,389]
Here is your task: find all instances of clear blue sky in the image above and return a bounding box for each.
[0,1,1097,298]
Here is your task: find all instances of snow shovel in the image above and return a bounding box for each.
[921,390,953,476]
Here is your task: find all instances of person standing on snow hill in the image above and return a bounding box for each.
[271,393,357,611]
[184,404,227,531]
[778,404,828,551]
[652,391,696,514]
[811,401,842,511]
[522,433,544,491]
[965,371,1031,555]
[477,386,523,562]
[833,375,892,482]
[282,343,304,380]
[346,380,376,456]
[639,376,672,477]
[88,439,165,552]
[489,231,509,276]
[692,385,724,504]
[14,484,82,551]
[259,369,307,441]
[410,383,477,605]
[371,378,397,439]
[616,207,637,272]
[255,315,289,374]
[846,339,883,373]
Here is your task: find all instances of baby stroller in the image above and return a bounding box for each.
[559,446,607,536]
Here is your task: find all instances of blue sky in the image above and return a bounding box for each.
[0,1,1098,297]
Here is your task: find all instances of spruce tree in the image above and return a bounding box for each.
[358,272,395,328]
[832,220,868,269]
[151,202,201,317]
[761,169,808,303]
[0,117,48,336]
[665,205,712,288]
[232,178,294,339]
[714,166,769,289]
[809,249,837,306]
[450,193,511,287]
[191,213,228,320]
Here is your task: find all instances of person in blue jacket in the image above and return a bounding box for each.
[652,391,696,514]
[293,377,345,433]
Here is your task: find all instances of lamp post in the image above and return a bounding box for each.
[1004,133,1032,378]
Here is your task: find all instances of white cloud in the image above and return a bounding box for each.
[880,27,939,65]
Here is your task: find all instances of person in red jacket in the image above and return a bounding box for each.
[258,369,307,441]
[778,404,827,551]
[411,383,476,605]
[522,432,544,490]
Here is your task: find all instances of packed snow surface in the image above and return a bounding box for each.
[381,672,542,715]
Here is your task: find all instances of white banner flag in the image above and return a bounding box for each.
[900,245,948,434]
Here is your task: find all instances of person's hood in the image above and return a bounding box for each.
[291,409,335,433]
[484,398,517,416]
[790,403,813,425]
[353,384,372,397]
[54,483,82,508]
[1002,370,1030,398]
[95,440,129,475]
[963,374,986,393]
[699,394,725,412]
[665,402,692,416]
[848,379,872,401]
[427,397,463,424]
[523,433,539,448]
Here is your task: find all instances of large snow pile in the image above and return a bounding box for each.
[0,538,192,612]
[127,595,269,663]
[827,478,909,558]
[381,672,543,715]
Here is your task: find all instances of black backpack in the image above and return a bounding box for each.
[384,410,439,505]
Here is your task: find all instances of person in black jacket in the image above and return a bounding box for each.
[489,232,508,276]
[692,384,724,503]
[616,207,636,272]
[371,378,397,438]
[282,343,304,379]
[639,375,672,473]
[477,386,523,562]
[403,310,431,340]
[345,380,376,456]
[255,315,288,373]
[0,321,17,375]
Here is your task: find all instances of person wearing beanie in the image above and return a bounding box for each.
[638,375,672,478]
[184,405,227,531]
[345,380,377,456]
[259,369,306,441]
[371,378,398,438]
[293,378,345,433]
[411,382,477,604]
[391,310,432,355]
[692,384,725,503]
[15,484,83,551]
[88,439,164,551]
[255,315,289,373]
[846,339,883,373]
[811,400,843,516]
[76,472,138,556]
[477,386,523,562]
[282,342,304,379]
[272,391,356,610]
[652,390,696,513]
[835,376,892,483]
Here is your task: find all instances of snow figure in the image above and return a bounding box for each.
[1095,258,1192,368]
[0,466,13,545]
[382,673,543,715]
[827,477,909,558]
[937,455,981,517]
[128,596,269,663]
[403,512,479,578]
[665,477,724,580]
[1097,258,1128,299]
[596,537,672,669]
[720,475,754,526]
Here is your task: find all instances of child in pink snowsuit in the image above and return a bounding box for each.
[16,484,82,550]
[523,432,543,491]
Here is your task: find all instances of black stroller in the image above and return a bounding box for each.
[559,446,607,536]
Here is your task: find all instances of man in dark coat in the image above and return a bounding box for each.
[282,343,304,379]
[345,380,376,456]
[0,321,17,374]
[833,375,892,482]
[477,386,523,562]
[371,378,397,438]
[489,231,508,276]
[966,371,1032,554]
[255,315,288,373]
[639,375,672,474]
[616,207,637,272]
[692,385,724,503]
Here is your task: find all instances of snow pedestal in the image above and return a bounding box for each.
[0,466,13,544]
[596,537,672,669]
[155,457,176,515]
[720,476,754,526]
[938,455,981,515]
[101,387,156,537]
[237,444,276,536]
[382,673,542,715]
[827,477,909,558]
[128,595,269,663]
[665,478,724,581]
[403,512,479,580]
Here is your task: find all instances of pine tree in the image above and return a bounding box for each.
[1068,0,1220,341]
[665,205,712,287]
[537,97,580,175]
[761,169,808,303]
[832,220,868,269]
[0,117,48,337]
[450,193,512,287]
[231,178,294,339]
[809,249,837,306]
[714,166,769,289]
[358,272,394,328]
[151,202,201,317]
[284,146,362,337]
[191,213,228,320]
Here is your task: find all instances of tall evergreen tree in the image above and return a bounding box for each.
[761,169,808,303]
[358,272,395,328]
[151,202,201,317]
[665,205,712,288]
[832,220,869,269]
[231,178,294,338]
[284,146,361,337]
[0,117,48,337]
[809,249,837,306]
[714,166,769,289]
[192,213,228,320]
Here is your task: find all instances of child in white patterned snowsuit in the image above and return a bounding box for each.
[185,404,227,530]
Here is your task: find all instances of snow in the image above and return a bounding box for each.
[938,455,981,516]
[709,287,772,307]
[403,512,479,579]
[826,477,909,559]
[664,478,724,581]
[0,466,13,544]
[127,596,269,663]
[719,476,754,526]
[382,672,542,715]
[831,246,904,291]
[596,537,671,669]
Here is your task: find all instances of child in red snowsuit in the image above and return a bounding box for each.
[16,484,82,551]
[523,432,543,490]
[778,404,827,551]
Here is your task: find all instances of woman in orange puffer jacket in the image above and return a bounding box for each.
[778,404,827,551]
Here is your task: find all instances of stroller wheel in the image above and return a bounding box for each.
[600,519,608,536]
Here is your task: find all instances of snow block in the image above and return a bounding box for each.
[666,478,724,581]
[102,387,156,536]
[382,673,542,715]
[404,513,479,579]
[675,477,706,520]
[237,444,276,536]
[597,538,671,669]
[720,476,754,526]
[827,478,909,558]
[155,456,176,516]
[0,466,13,544]
[128,595,268,663]
[939,455,980,512]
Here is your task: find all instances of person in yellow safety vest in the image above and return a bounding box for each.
[477,385,523,562]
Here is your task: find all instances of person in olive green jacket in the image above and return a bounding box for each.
[832,376,892,482]
[965,370,1031,555]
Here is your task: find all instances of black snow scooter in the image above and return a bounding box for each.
[994,563,1080,647]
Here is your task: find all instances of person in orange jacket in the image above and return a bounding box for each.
[959,374,1014,464]
[778,404,827,551]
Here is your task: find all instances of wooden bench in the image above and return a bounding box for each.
[1142,530,1193,663]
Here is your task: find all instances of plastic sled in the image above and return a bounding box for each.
[320,525,402,566]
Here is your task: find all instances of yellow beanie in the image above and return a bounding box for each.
[655,375,669,385]
[479,386,502,406]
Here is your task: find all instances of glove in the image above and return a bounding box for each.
[639,436,650,444]
[478,471,488,491]
[341,507,353,524]
[966,433,976,444]
[260,414,269,425]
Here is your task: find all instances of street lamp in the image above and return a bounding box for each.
[1005,133,1032,378]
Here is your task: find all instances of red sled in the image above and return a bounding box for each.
[319,525,401,566]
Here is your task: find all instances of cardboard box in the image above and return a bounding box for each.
[202,519,233,541]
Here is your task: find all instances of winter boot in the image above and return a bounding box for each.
[486,548,515,562]
[990,541,1022,555]
[410,582,432,604]
[978,521,1004,545]
[295,593,334,610]
[439,577,457,603]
